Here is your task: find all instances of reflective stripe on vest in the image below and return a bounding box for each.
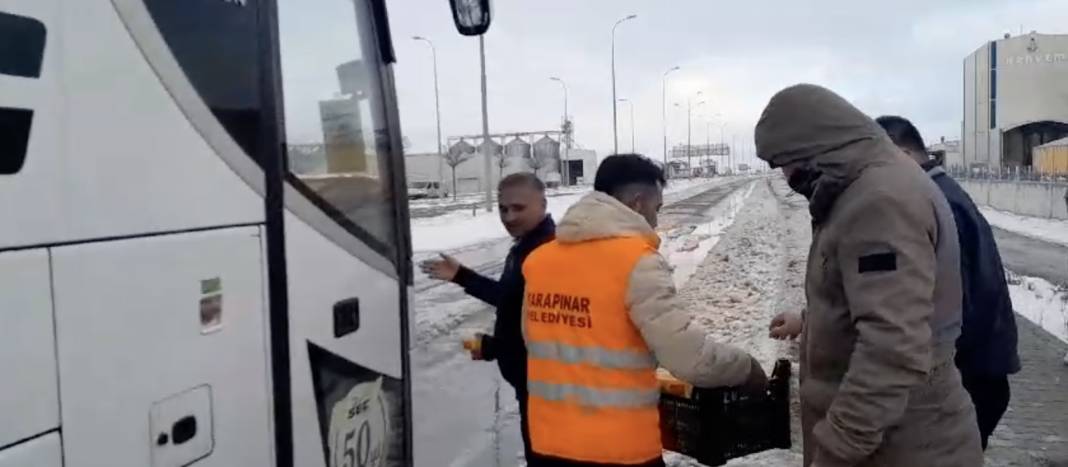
[528,381,659,408]
[523,235,663,464]
[527,341,657,370]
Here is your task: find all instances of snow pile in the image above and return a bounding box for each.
[678,179,795,368]
[980,207,1068,247]
[661,183,756,288]
[665,449,803,467]
[665,178,810,467]
[1007,271,1068,344]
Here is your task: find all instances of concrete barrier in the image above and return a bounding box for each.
[959,179,1068,220]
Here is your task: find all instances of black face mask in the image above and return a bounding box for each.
[787,166,821,199]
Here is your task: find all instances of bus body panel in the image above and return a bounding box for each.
[51,226,273,466]
[0,0,266,252]
[1,0,414,465]
[285,211,406,466]
[0,249,59,448]
[0,432,62,467]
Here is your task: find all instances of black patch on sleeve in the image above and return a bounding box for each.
[858,253,897,273]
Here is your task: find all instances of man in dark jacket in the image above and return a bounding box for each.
[419,172,555,458]
[758,85,981,467]
[876,115,1021,450]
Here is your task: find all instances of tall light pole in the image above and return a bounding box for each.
[686,91,704,177]
[662,65,680,169]
[611,14,637,155]
[549,76,569,184]
[412,36,443,184]
[618,98,635,153]
[479,35,492,212]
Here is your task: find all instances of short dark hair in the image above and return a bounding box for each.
[593,154,666,197]
[875,115,927,154]
[498,171,545,193]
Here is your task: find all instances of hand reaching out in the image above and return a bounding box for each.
[419,253,461,281]
[769,311,803,340]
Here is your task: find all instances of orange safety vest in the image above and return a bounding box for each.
[522,235,662,464]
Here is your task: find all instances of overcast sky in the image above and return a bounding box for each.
[386,0,1068,164]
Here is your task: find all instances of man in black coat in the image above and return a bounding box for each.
[419,172,555,458]
[876,116,1021,449]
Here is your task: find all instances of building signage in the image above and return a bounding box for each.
[1004,53,1067,66]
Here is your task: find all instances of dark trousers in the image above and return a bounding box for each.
[517,390,533,462]
[961,372,1011,450]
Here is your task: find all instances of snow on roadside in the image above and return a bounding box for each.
[409,184,588,210]
[1007,271,1068,344]
[661,183,755,288]
[678,179,793,368]
[410,192,582,252]
[980,207,1068,247]
[666,178,806,467]
[411,177,736,252]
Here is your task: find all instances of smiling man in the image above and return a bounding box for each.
[419,171,555,459]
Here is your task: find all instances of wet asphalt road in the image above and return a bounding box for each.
[993,228,1068,285]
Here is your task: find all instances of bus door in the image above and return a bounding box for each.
[273,0,413,466]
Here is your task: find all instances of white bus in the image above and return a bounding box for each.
[0,1,488,466]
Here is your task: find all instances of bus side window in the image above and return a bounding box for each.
[0,11,46,175]
[0,11,46,78]
[277,0,399,258]
[0,108,33,174]
[141,0,264,166]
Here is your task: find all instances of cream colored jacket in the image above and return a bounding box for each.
[552,191,754,388]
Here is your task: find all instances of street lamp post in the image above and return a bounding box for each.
[412,36,443,187]
[549,76,569,185]
[479,35,492,212]
[611,14,637,155]
[662,65,680,170]
[618,98,635,153]
[686,91,704,178]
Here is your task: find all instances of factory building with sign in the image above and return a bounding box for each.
[963,32,1068,169]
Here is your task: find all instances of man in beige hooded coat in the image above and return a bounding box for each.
[755,84,982,467]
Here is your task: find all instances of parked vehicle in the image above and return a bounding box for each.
[408,181,448,199]
[0,0,491,465]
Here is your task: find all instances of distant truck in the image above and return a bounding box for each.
[1034,137,1068,177]
[407,180,448,199]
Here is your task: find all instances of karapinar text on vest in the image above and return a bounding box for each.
[527,292,592,329]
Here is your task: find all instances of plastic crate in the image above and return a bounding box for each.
[659,359,792,466]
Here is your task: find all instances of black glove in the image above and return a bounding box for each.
[480,334,498,361]
[741,356,768,394]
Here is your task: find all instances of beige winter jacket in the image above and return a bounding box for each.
[755,84,982,467]
[550,191,755,388]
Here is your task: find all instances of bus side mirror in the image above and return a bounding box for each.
[448,0,492,36]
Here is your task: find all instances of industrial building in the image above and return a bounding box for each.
[928,138,962,167]
[405,145,598,196]
[963,32,1068,169]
